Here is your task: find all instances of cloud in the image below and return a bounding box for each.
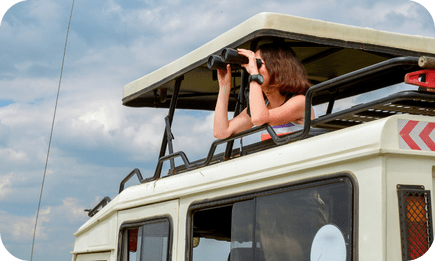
[0,0,68,79]
[0,77,58,103]
[0,196,87,261]
[0,173,13,199]
[78,105,122,132]
[52,197,87,222]
[171,111,215,157]
[52,94,167,163]
[0,207,50,240]
[0,148,27,161]
[340,1,434,35]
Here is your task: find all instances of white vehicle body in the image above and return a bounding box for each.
[71,13,435,261]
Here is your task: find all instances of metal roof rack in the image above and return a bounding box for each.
[114,56,435,189]
[313,91,435,129]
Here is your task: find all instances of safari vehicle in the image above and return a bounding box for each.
[71,13,435,261]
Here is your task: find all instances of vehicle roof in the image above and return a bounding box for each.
[122,12,435,110]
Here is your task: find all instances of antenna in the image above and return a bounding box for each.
[30,1,75,260]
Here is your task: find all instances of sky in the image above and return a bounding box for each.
[0,0,434,260]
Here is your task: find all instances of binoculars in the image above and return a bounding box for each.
[207,48,263,70]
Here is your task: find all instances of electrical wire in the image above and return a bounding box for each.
[30,0,75,260]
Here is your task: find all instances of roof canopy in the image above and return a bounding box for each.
[122,12,435,110]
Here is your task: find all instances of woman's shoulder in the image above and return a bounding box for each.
[284,93,305,103]
[278,93,306,113]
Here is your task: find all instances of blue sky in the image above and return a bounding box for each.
[0,0,434,260]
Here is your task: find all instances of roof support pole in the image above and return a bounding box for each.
[223,39,260,160]
[165,115,175,175]
[326,88,338,115]
[224,69,248,160]
[156,76,183,176]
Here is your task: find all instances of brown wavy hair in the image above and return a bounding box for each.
[258,43,310,95]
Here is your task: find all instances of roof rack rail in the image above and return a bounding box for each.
[119,168,144,193]
[116,54,434,189]
[313,91,435,129]
[146,56,425,181]
[84,196,111,217]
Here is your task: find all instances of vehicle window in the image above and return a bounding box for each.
[121,219,170,261]
[192,205,232,260]
[191,178,353,261]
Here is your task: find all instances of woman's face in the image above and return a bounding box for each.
[255,50,270,88]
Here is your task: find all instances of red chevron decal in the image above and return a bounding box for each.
[419,122,435,151]
[399,120,421,150]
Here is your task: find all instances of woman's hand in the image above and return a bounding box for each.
[217,64,232,93]
[237,48,259,75]
[214,63,253,139]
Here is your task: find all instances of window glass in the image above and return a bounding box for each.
[140,221,169,261]
[192,206,231,260]
[255,189,326,260]
[192,238,230,260]
[122,220,170,261]
[191,179,352,261]
[230,200,255,261]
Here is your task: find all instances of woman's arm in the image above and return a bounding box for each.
[236,49,271,126]
[251,94,307,126]
[213,65,253,139]
[248,81,271,126]
[237,48,312,127]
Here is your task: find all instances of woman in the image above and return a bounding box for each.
[213,43,313,140]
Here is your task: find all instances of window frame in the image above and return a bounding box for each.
[117,215,173,261]
[185,172,359,261]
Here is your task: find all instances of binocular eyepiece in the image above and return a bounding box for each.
[207,48,263,70]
